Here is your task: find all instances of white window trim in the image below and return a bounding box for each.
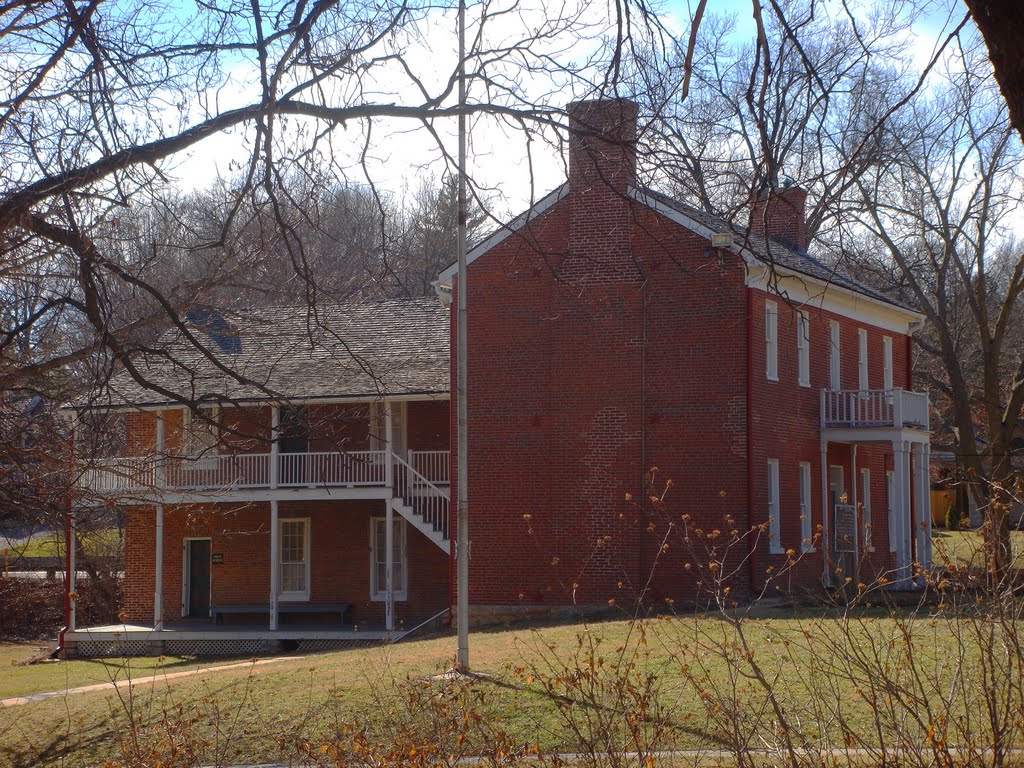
[861,468,874,552]
[829,320,841,391]
[858,328,869,392]
[887,470,897,553]
[799,462,814,553]
[883,336,894,391]
[767,459,783,554]
[279,517,311,602]
[183,406,221,459]
[765,301,779,381]
[370,516,408,601]
[797,311,810,387]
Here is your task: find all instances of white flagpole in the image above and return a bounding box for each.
[455,0,471,673]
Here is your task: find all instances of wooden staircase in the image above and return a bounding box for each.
[391,455,450,554]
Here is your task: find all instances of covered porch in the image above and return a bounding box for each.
[820,388,932,588]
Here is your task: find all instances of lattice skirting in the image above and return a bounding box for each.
[296,639,380,653]
[163,639,270,657]
[72,640,150,658]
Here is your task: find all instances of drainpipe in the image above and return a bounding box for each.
[746,286,757,595]
[639,281,647,599]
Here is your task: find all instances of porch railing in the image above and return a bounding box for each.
[407,450,450,485]
[820,389,929,431]
[78,449,450,493]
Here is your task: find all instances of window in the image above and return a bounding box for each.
[370,517,407,601]
[765,301,778,381]
[797,311,810,387]
[858,329,869,391]
[279,518,310,600]
[767,459,783,553]
[183,407,220,456]
[799,462,813,552]
[887,470,897,553]
[829,321,841,390]
[861,468,873,551]
[883,336,894,390]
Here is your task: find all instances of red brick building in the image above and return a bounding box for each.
[436,98,932,621]
[65,301,453,656]
[65,98,932,655]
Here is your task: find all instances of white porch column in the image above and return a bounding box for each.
[914,442,932,573]
[270,406,280,489]
[384,401,394,492]
[820,441,831,586]
[154,504,164,629]
[385,500,395,632]
[155,410,165,489]
[270,500,279,630]
[893,440,912,586]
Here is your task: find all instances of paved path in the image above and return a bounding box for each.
[1,656,299,708]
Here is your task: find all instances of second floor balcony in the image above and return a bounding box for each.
[820,388,930,433]
[78,449,451,496]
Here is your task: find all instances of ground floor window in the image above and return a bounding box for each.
[280,517,310,600]
[371,516,407,601]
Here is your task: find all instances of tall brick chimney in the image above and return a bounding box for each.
[748,183,808,252]
[567,98,638,194]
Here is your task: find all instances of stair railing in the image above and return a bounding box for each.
[392,454,449,540]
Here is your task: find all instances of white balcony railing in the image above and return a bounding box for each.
[407,450,450,485]
[78,450,450,494]
[820,389,929,431]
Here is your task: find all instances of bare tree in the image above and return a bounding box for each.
[0,0,674,403]
[842,45,1024,574]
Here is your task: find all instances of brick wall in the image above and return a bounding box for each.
[124,500,449,628]
[749,288,912,588]
[452,192,752,612]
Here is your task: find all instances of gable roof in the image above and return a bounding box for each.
[96,298,449,408]
[437,183,916,319]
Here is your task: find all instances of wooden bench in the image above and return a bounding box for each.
[210,603,351,626]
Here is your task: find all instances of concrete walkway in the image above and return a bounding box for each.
[1,656,299,708]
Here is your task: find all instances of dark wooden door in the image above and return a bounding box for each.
[187,540,211,618]
[279,406,309,484]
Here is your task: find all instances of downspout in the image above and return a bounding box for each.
[639,280,647,601]
[747,286,757,596]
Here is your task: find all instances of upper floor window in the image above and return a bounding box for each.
[858,328,869,391]
[765,301,778,381]
[183,407,220,456]
[883,336,894,390]
[829,320,841,390]
[797,311,810,387]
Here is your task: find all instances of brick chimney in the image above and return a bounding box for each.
[748,183,808,252]
[567,98,638,194]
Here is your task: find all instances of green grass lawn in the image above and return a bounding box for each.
[0,642,225,700]
[2,529,121,560]
[0,610,1015,767]
[931,527,1024,567]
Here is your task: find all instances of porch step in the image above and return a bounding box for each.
[390,498,450,554]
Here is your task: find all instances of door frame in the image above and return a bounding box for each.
[181,537,213,618]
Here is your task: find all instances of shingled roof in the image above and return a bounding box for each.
[439,183,913,314]
[631,186,913,311]
[100,298,449,408]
